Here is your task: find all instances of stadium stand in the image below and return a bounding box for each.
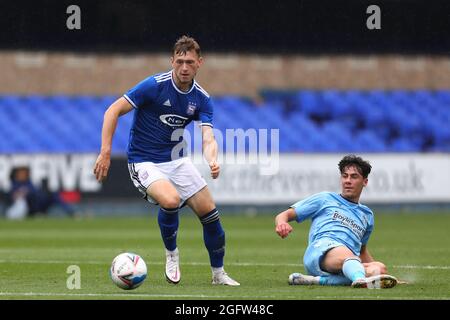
[0,90,449,153]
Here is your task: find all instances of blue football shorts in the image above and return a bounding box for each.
[303,237,346,276]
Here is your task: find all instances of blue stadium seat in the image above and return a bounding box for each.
[389,138,417,152]
[1,90,449,153]
[354,130,387,152]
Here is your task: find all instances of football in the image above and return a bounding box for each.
[110,252,147,290]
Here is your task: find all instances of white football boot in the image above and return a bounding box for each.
[288,273,320,285]
[165,248,181,284]
[212,269,240,286]
[351,274,398,289]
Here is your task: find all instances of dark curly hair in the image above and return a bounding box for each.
[338,155,372,178]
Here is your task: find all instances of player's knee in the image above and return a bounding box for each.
[322,247,357,272]
[365,261,387,276]
[374,261,387,274]
[159,194,181,209]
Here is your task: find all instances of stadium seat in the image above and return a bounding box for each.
[0,90,449,153]
[389,138,417,152]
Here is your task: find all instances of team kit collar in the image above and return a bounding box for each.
[170,70,196,95]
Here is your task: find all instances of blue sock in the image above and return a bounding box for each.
[200,208,225,268]
[158,207,179,251]
[342,257,366,282]
[319,275,352,286]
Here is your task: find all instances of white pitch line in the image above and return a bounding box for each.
[0,292,244,299]
[392,265,450,270]
[0,259,302,267]
[311,296,449,300]
[0,292,447,300]
[0,260,448,270]
[0,292,307,299]
[0,260,299,267]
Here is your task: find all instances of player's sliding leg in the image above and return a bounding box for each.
[289,273,352,286]
[341,256,397,288]
[320,275,352,286]
[289,242,397,288]
[288,272,397,287]
[320,246,397,288]
[311,261,390,286]
[288,273,320,285]
[148,180,181,284]
[352,261,397,288]
[187,187,240,286]
[320,246,366,282]
[351,274,398,288]
[342,257,366,283]
[346,258,397,288]
[363,261,387,276]
[289,260,397,287]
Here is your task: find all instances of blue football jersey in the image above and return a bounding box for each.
[290,192,374,255]
[123,70,213,163]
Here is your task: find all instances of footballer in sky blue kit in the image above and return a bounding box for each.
[275,155,398,288]
[94,36,240,286]
[291,191,374,258]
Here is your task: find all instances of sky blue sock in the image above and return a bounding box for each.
[158,207,179,251]
[200,208,225,268]
[342,257,366,282]
[319,275,352,286]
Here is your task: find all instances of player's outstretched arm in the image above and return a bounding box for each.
[359,245,375,263]
[275,208,296,239]
[94,97,133,182]
[361,244,390,276]
[201,126,220,179]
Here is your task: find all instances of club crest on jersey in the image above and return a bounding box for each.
[186,103,197,115]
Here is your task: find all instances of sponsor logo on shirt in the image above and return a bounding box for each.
[332,211,366,238]
[159,114,188,127]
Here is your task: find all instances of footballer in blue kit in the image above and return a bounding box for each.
[275,155,398,288]
[123,68,213,164]
[94,36,239,286]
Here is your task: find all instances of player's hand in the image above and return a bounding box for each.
[209,160,220,179]
[275,222,293,239]
[94,153,111,182]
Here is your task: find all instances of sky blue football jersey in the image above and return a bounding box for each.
[290,192,374,255]
[123,70,213,163]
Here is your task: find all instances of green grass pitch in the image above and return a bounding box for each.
[0,212,449,300]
